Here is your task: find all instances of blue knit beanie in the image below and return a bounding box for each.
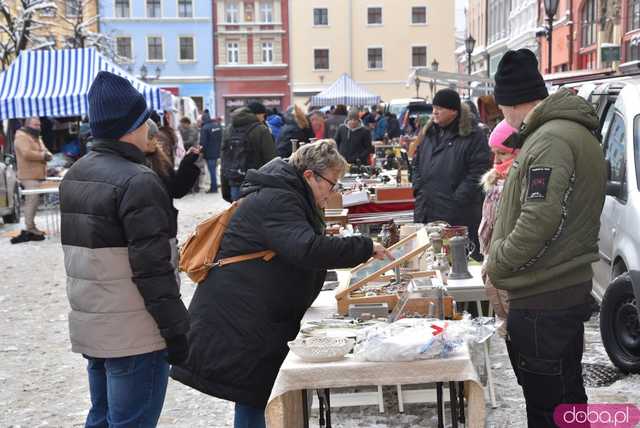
[88,71,150,140]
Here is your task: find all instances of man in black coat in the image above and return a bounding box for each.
[171,141,389,426]
[334,109,374,165]
[59,72,190,427]
[199,112,222,193]
[412,89,491,260]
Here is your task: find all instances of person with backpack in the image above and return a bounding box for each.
[171,140,391,428]
[200,112,223,193]
[221,102,275,201]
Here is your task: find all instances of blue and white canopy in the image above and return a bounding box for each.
[309,73,381,107]
[0,48,173,119]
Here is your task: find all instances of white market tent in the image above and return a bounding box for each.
[309,73,381,107]
[0,48,173,120]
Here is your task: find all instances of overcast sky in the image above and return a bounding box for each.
[455,0,468,34]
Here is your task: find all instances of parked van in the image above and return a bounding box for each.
[580,78,640,373]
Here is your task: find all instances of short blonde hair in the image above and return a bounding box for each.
[290,139,348,177]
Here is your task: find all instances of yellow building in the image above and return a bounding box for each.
[289,0,455,106]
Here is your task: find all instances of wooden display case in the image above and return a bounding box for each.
[335,227,451,316]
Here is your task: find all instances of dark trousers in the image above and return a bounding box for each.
[84,350,169,428]
[506,303,591,428]
[234,402,266,428]
[206,158,218,191]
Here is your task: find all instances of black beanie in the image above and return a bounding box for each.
[432,89,461,112]
[88,71,149,140]
[494,49,548,106]
[247,101,267,115]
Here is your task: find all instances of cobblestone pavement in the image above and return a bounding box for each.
[1,191,638,428]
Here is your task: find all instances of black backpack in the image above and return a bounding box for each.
[221,122,260,186]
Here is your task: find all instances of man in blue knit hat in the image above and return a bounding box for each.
[60,71,190,427]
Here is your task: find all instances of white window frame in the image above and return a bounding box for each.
[313,48,330,71]
[178,35,196,62]
[227,41,240,64]
[65,0,82,17]
[176,0,194,18]
[259,1,273,23]
[145,0,163,18]
[146,35,165,62]
[366,6,383,26]
[225,1,239,23]
[410,6,428,25]
[367,46,384,70]
[116,36,134,62]
[261,41,274,64]
[313,7,329,26]
[113,0,131,18]
[410,44,428,68]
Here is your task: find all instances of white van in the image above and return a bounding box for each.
[581,78,640,373]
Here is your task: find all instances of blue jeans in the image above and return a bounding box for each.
[84,350,170,428]
[234,402,266,428]
[230,186,242,201]
[206,158,218,191]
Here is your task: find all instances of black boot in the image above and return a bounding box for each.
[10,230,31,244]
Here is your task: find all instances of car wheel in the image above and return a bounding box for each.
[600,273,640,373]
[2,186,20,224]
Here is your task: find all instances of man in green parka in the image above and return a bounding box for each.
[486,49,607,427]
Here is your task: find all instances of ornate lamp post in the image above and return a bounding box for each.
[430,59,439,98]
[465,35,476,97]
[543,0,560,74]
[414,74,421,99]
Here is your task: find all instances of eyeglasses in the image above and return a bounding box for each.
[314,171,342,192]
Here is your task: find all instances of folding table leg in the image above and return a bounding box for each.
[476,299,497,408]
[396,384,404,413]
[324,389,332,428]
[458,381,466,424]
[317,389,325,426]
[301,389,309,428]
[436,382,444,428]
[377,385,385,413]
[449,382,458,428]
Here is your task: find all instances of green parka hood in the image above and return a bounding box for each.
[231,107,260,128]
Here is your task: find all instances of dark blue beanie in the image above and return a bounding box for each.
[88,71,150,140]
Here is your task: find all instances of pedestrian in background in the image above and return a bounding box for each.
[478,119,519,337]
[334,109,374,165]
[411,88,491,260]
[486,49,607,427]
[59,71,190,428]
[310,110,327,140]
[200,112,223,193]
[171,140,391,428]
[325,104,348,138]
[12,117,52,243]
[276,105,314,158]
[266,108,284,141]
[178,116,203,192]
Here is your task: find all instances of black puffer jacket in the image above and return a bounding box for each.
[412,104,491,225]
[170,158,373,408]
[334,121,374,164]
[60,140,189,358]
[275,114,314,158]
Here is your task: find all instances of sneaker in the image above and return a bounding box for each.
[28,232,45,241]
[10,230,31,244]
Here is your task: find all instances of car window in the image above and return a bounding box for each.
[605,113,626,187]
[635,115,640,191]
[600,103,616,146]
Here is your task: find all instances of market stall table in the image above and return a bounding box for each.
[265,289,486,428]
[19,180,60,237]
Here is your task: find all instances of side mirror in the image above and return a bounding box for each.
[606,181,623,198]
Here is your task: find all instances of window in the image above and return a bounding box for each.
[65,0,81,17]
[115,0,130,18]
[411,6,427,24]
[367,7,382,25]
[262,41,273,63]
[313,8,328,26]
[412,46,427,67]
[314,49,329,70]
[147,36,163,61]
[116,37,132,61]
[191,96,204,113]
[227,42,239,64]
[626,40,640,62]
[146,0,161,18]
[367,47,383,69]
[178,0,193,18]
[634,116,640,190]
[581,0,597,47]
[628,0,640,32]
[41,6,56,17]
[179,36,195,61]
[260,1,273,23]
[226,2,239,23]
[605,114,626,186]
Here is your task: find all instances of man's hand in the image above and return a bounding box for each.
[372,242,394,260]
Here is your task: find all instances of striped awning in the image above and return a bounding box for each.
[309,73,381,107]
[0,48,173,119]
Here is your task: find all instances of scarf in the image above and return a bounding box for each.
[21,126,41,139]
[494,157,515,178]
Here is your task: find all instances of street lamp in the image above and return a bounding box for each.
[431,59,439,72]
[543,0,560,74]
[465,35,476,97]
[414,74,421,99]
[139,64,162,82]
